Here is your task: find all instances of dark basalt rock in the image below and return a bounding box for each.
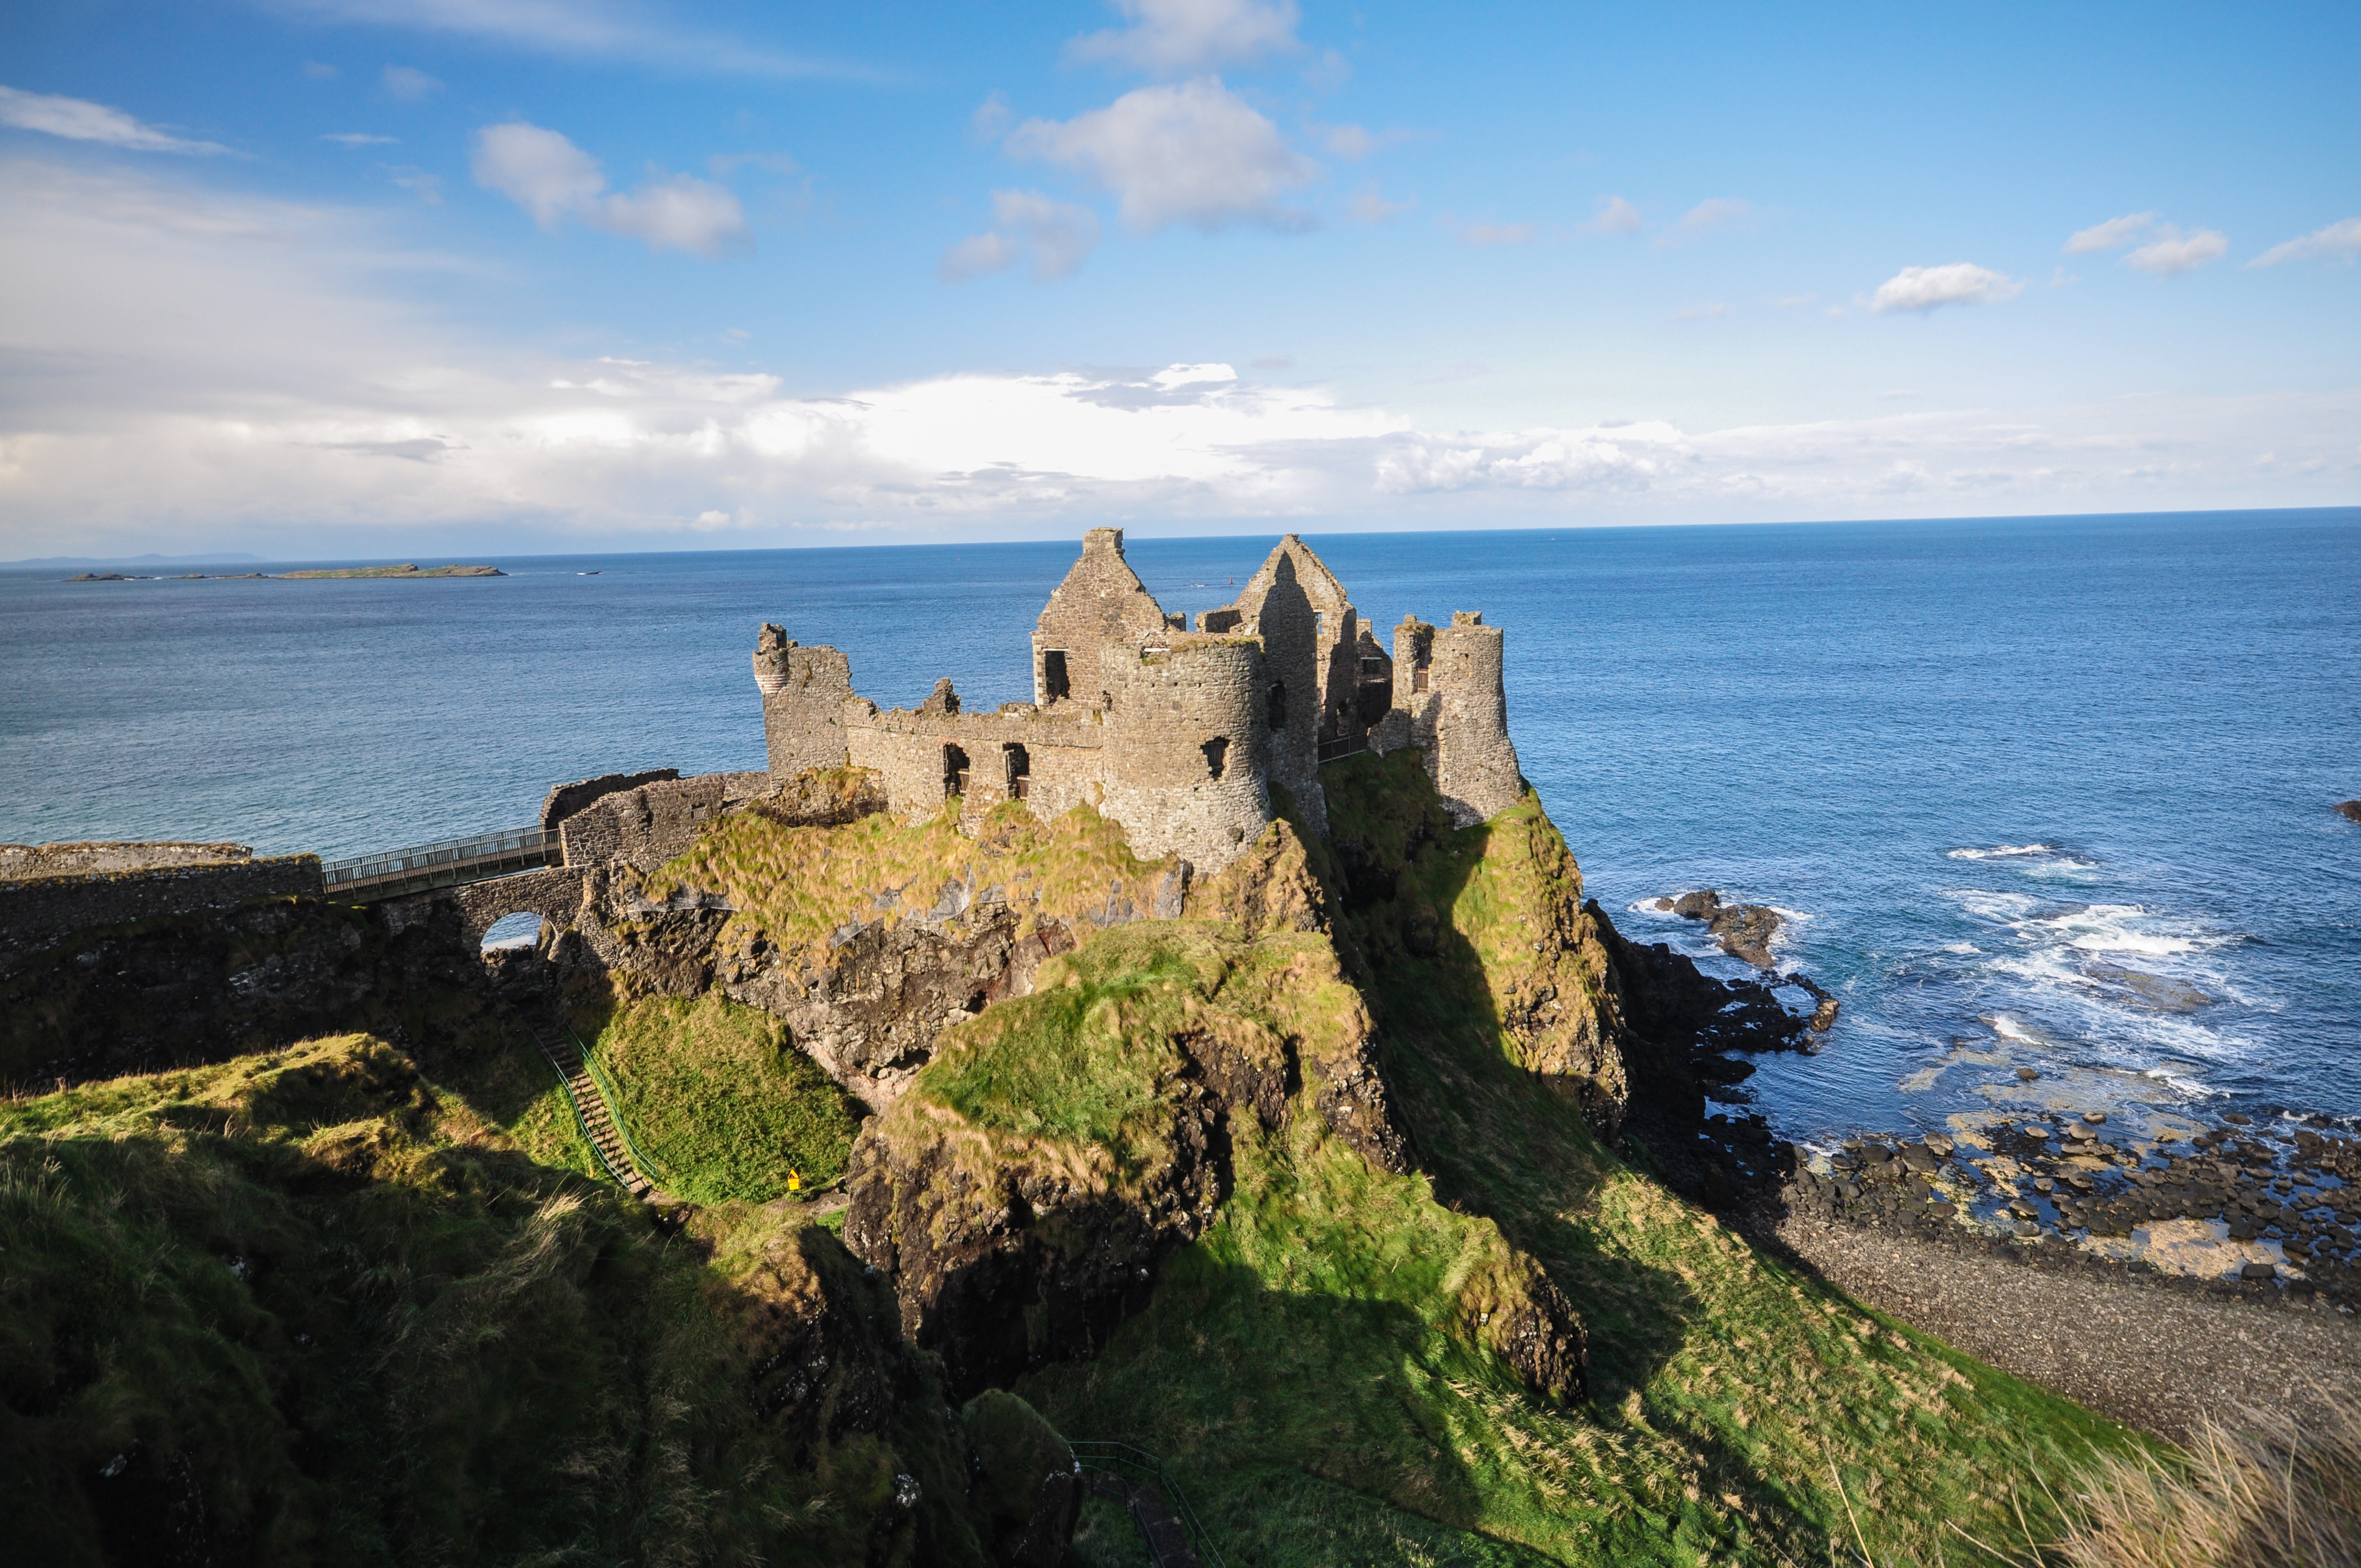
[1661,888,1786,969]
[2336,800,2361,824]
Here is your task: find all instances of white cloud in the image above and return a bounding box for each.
[1868,263,2024,313]
[2124,226,2227,277]
[1656,197,1759,247]
[1671,303,1726,321]
[379,64,442,101]
[0,85,230,155]
[1578,195,1642,236]
[1066,0,1302,74]
[303,61,341,79]
[1347,186,1410,224]
[2065,211,2153,253]
[472,122,603,227]
[322,132,399,145]
[940,189,1102,282]
[2250,216,2361,268]
[471,122,748,254]
[4,154,2352,556]
[1007,78,1319,234]
[269,0,868,80]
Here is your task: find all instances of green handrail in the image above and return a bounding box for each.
[1069,1441,1223,1567]
[526,1020,635,1188]
[571,1028,672,1189]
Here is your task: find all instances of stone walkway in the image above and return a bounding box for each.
[1773,1214,2361,1443]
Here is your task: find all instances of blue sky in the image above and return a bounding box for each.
[2,0,2356,557]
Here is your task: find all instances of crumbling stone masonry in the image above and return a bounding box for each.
[754,529,1525,871]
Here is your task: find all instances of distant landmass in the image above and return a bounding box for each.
[273,563,505,579]
[65,562,505,582]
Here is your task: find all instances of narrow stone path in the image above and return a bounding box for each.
[1774,1213,2361,1444]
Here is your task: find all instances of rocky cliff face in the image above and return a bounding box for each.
[839,915,1416,1397]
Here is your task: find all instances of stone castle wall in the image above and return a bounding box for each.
[558,771,770,874]
[540,769,678,830]
[0,853,325,968]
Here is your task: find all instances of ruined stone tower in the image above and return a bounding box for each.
[752,529,1521,870]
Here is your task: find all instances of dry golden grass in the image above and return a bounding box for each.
[2031,1391,2361,1568]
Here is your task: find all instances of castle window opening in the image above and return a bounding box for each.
[1003,743,1030,799]
[1267,682,1287,731]
[944,743,970,798]
[1041,650,1070,701]
[1201,736,1229,780]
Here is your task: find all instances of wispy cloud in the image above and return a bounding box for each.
[1005,78,1319,235]
[322,131,398,145]
[2125,226,2227,277]
[1656,197,1760,247]
[1347,186,1411,224]
[940,189,1102,282]
[1065,0,1303,75]
[1457,220,1535,247]
[385,164,442,203]
[0,85,231,155]
[1313,121,1411,160]
[2065,211,2154,253]
[379,64,442,101]
[1671,303,1726,321]
[2250,216,2361,268]
[471,122,749,255]
[267,0,878,81]
[1577,194,1641,236]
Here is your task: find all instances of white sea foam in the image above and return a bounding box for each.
[1985,1014,2049,1046]
[1947,843,2054,859]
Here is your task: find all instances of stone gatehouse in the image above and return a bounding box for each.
[755,529,1523,870]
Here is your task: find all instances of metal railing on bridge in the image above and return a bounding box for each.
[321,825,557,900]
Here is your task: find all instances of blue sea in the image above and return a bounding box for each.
[6,510,2359,1146]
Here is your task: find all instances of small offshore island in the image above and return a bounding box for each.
[6,530,2354,1566]
[66,562,504,581]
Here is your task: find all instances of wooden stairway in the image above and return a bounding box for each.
[524,1019,657,1200]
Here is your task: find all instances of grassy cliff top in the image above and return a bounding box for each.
[660,792,1174,970]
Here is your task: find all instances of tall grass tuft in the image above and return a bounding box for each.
[2040,1393,2361,1567]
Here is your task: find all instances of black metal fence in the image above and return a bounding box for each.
[320,825,557,900]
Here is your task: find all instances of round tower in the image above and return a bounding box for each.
[1096,635,1272,871]
[1427,613,1522,824]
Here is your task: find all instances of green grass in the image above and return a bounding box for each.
[0,1033,1063,1567]
[586,992,860,1202]
[660,791,1174,974]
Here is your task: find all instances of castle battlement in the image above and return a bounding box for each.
[754,529,1521,870]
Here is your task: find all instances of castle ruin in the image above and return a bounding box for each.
[754,529,1523,870]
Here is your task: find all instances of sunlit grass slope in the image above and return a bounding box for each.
[0,1035,1037,1567]
[587,991,861,1202]
[664,783,1173,969]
